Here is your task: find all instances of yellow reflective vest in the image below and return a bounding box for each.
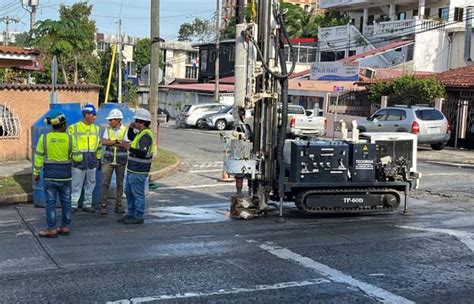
[127,128,155,175]
[103,125,128,165]
[34,132,83,181]
[68,121,102,169]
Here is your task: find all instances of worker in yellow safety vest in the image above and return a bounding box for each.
[33,110,83,238]
[68,104,102,213]
[117,108,155,225]
[100,108,129,215]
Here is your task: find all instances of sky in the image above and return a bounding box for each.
[1,0,217,40]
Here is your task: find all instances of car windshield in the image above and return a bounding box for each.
[218,106,232,114]
[182,105,192,113]
[288,106,305,115]
[415,109,444,121]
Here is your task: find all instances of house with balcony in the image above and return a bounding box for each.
[318,0,473,72]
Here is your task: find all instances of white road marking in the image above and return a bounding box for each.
[249,240,414,304]
[189,169,222,173]
[157,183,234,190]
[422,173,467,177]
[397,225,474,252]
[106,278,331,303]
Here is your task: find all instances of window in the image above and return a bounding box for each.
[185,66,198,79]
[186,51,197,65]
[288,106,305,115]
[320,51,345,62]
[415,109,445,121]
[372,109,387,121]
[398,12,406,20]
[368,15,374,25]
[0,105,21,139]
[424,8,430,18]
[200,50,208,72]
[385,109,407,121]
[438,7,449,21]
[454,7,464,22]
[348,50,356,57]
[412,9,418,17]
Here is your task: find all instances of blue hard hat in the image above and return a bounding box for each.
[45,110,67,126]
[82,104,97,115]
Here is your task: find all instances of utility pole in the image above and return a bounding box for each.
[150,0,160,143]
[21,0,39,31]
[118,19,123,103]
[214,0,221,103]
[1,17,20,46]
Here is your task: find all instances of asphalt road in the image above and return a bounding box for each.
[0,125,473,303]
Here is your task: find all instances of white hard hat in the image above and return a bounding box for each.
[106,109,124,120]
[134,108,151,122]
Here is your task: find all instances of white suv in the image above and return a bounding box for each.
[175,103,226,128]
[357,106,451,150]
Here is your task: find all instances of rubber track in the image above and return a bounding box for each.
[295,188,402,214]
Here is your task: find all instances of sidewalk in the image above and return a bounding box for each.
[0,160,32,177]
[417,147,474,167]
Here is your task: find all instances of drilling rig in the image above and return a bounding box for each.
[223,0,419,219]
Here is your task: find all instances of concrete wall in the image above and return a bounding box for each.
[413,29,450,72]
[448,30,474,69]
[0,85,100,161]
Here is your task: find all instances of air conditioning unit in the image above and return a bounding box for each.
[364,68,376,79]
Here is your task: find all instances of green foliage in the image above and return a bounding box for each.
[98,45,118,103]
[281,5,348,38]
[125,80,138,107]
[31,2,99,84]
[369,75,445,105]
[134,38,151,72]
[177,17,214,42]
[13,32,32,47]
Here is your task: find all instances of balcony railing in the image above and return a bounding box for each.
[320,0,369,9]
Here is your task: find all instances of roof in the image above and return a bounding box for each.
[0,46,40,56]
[342,40,414,62]
[357,69,435,84]
[0,84,102,91]
[433,64,474,88]
[209,76,235,84]
[160,82,234,93]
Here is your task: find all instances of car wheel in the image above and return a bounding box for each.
[431,142,446,151]
[396,128,408,132]
[215,119,227,131]
[196,119,205,129]
[357,126,366,132]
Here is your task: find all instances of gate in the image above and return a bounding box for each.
[444,91,474,149]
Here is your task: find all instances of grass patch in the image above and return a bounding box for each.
[0,148,177,196]
[0,175,32,196]
[151,148,179,172]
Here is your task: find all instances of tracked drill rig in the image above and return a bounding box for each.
[223,0,419,219]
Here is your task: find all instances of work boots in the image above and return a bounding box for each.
[57,226,70,236]
[115,203,125,214]
[100,203,108,215]
[38,228,58,238]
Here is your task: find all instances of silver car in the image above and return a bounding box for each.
[175,103,226,128]
[204,106,234,130]
[357,106,451,150]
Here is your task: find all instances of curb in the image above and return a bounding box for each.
[0,193,33,207]
[149,158,181,182]
[0,156,181,207]
[421,160,474,169]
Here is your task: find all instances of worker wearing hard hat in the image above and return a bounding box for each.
[117,108,155,225]
[68,104,102,213]
[100,109,129,215]
[33,111,83,238]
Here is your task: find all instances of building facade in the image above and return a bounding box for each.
[318,0,473,72]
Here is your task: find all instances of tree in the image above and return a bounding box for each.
[98,45,118,103]
[134,38,151,72]
[177,17,214,42]
[368,75,445,105]
[31,2,99,84]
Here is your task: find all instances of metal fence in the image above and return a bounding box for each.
[0,103,21,139]
[328,90,373,117]
[444,91,474,149]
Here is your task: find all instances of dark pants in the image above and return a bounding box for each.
[101,162,126,207]
[44,180,72,228]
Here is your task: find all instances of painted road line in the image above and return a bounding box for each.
[157,183,234,190]
[189,169,222,173]
[397,225,474,252]
[249,240,414,304]
[106,278,331,303]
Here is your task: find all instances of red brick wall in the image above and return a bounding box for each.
[0,86,100,161]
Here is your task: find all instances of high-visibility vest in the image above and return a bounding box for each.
[68,121,102,169]
[103,125,128,165]
[33,132,83,181]
[127,128,155,175]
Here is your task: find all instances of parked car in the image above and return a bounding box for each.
[287,105,326,137]
[357,106,451,150]
[175,103,226,128]
[203,106,234,130]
